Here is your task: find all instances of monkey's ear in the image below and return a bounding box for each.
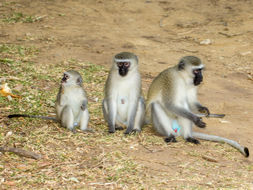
[178,61,185,70]
[76,77,83,85]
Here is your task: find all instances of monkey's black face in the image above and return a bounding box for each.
[61,73,69,83]
[193,69,203,86]
[117,62,130,76]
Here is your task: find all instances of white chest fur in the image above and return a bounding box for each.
[115,81,131,123]
[174,77,197,110]
[111,72,139,123]
[60,87,85,117]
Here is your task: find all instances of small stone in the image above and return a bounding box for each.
[219,119,230,124]
[200,39,212,45]
[69,177,79,183]
[6,131,13,137]
[7,95,12,101]
[240,51,252,56]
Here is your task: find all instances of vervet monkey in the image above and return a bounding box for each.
[146,56,249,157]
[102,52,145,134]
[8,70,90,133]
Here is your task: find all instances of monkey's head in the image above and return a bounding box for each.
[178,56,204,86]
[61,70,83,87]
[114,52,138,77]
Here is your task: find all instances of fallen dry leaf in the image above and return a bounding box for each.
[0,83,21,99]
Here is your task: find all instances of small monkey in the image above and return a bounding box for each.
[146,56,249,157]
[8,70,90,133]
[102,52,145,134]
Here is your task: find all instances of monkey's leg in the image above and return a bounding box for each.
[61,106,75,132]
[151,102,177,142]
[133,97,145,132]
[124,98,138,134]
[79,109,90,131]
[178,117,200,144]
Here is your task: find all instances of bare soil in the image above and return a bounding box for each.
[1,0,253,189]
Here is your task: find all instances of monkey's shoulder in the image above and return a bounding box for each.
[152,68,174,86]
[147,68,177,102]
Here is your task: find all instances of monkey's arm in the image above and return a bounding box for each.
[165,103,206,128]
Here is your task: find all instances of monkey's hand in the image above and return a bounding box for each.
[194,117,206,128]
[198,106,210,117]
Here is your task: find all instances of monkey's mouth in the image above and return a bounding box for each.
[119,69,128,76]
[194,78,202,85]
[61,77,67,83]
[193,69,203,86]
[118,66,129,76]
[193,73,203,85]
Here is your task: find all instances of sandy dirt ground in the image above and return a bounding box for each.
[1,0,253,189]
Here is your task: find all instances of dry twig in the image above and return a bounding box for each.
[202,155,218,163]
[0,146,42,160]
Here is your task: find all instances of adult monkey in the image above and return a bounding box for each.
[102,52,145,134]
[145,56,249,157]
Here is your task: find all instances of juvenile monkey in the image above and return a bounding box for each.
[146,56,249,157]
[102,52,145,134]
[8,70,90,133]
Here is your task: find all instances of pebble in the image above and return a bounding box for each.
[200,39,212,45]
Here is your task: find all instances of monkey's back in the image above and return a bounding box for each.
[145,67,176,122]
[147,67,174,104]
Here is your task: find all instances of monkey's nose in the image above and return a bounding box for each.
[62,77,67,83]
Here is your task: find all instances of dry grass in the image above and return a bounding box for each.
[1,42,252,190]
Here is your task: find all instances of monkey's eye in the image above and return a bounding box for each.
[117,62,123,67]
[124,62,130,67]
[193,69,201,74]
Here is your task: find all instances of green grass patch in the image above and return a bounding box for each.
[3,12,44,23]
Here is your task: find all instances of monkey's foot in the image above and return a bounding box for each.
[108,125,116,133]
[164,135,177,143]
[71,128,77,134]
[186,137,200,144]
[108,129,115,133]
[131,129,141,134]
[124,129,140,135]
[115,125,124,131]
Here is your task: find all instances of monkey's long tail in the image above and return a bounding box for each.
[8,114,57,121]
[192,132,249,157]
